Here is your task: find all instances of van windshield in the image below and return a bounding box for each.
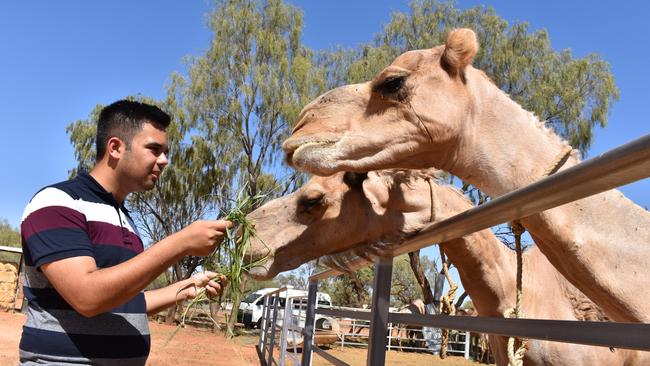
[242,293,260,304]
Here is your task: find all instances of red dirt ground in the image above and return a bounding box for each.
[0,311,259,366]
[0,311,482,365]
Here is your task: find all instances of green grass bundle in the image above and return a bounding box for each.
[167,186,270,343]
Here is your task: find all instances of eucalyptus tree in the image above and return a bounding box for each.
[167,0,326,336]
[0,219,21,263]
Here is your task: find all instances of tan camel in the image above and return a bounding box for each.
[282,28,650,322]
[393,299,426,351]
[245,170,648,365]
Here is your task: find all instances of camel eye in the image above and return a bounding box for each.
[375,75,406,99]
[299,195,324,211]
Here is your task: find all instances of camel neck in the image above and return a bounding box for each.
[433,185,514,315]
[450,71,575,197]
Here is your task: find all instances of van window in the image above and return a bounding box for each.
[242,293,260,304]
[258,296,287,307]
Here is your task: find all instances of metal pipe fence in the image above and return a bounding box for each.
[298,134,650,366]
[258,288,310,366]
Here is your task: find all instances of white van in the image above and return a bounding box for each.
[238,287,332,329]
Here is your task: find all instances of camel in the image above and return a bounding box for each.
[393,299,427,351]
[245,170,648,365]
[282,28,650,322]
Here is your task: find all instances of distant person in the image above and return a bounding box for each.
[19,100,232,365]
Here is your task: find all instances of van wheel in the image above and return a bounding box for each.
[256,319,263,329]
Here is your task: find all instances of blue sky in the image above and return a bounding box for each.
[1,1,648,292]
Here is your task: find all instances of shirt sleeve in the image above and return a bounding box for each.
[21,187,94,269]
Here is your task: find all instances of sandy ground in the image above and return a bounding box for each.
[0,311,485,365]
[0,311,259,366]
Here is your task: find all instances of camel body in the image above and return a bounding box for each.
[246,170,648,365]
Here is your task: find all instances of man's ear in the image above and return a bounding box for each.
[441,28,478,79]
[106,137,124,160]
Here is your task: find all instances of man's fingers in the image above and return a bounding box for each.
[211,219,233,231]
[203,271,218,279]
[205,284,218,298]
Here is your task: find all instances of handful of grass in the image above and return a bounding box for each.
[167,186,269,342]
[209,187,269,296]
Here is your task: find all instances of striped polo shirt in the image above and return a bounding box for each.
[20,172,150,365]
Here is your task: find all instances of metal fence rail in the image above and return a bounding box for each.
[297,134,650,366]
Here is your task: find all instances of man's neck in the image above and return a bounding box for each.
[90,163,128,204]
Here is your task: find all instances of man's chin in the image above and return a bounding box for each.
[138,180,157,192]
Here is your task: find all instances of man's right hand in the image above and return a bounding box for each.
[176,219,234,257]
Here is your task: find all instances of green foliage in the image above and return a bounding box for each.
[169,0,325,200]
[315,254,440,308]
[0,219,21,263]
[391,255,422,307]
[165,0,327,336]
[391,254,440,307]
[318,266,374,308]
[205,187,269,314]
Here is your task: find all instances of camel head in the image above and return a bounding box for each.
[245,170,437,279]
[283,28,479,176]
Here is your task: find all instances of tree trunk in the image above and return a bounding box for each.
[455,291,469,309]
[226,276,248,338]
[165,263,185,325]
[349,271,368,307]
[408,250,436,305]
[209,301,222,333]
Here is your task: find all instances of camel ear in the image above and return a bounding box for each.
[343,172,368,189]
[360,172,388,215]
[442,28,478,77]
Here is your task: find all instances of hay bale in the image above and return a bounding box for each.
[0,272,18,283]
[0,262,18,273]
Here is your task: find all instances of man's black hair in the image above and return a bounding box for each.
[95,100,171,161]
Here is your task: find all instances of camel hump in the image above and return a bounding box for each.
[442,28,478,75]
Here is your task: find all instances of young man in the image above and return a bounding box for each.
[19,100,232,365]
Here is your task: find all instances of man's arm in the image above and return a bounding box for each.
[144,272,226,315]
[41,220,231,317]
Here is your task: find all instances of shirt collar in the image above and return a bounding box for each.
[77,171,126,210]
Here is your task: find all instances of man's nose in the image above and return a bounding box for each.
[158,152,169,167]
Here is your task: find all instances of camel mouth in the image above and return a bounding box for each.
[282,139,338,168]
[293,140,336,156]
[245,257,275,280]
[283,139,339,168]
[283,139,336,153]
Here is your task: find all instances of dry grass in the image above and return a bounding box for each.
[310,347,485,366]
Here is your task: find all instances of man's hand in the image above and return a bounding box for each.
[183,271,228,300]
[175,220,233,257]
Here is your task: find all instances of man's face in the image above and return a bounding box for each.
[119,121,169,193]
